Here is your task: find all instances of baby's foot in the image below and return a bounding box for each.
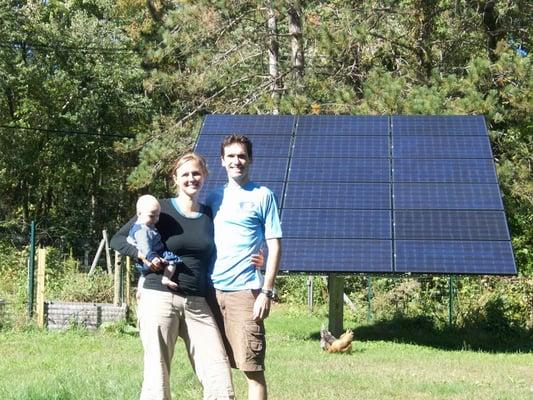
[162,276,178,289]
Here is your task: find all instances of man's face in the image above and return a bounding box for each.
[221,142,251,184]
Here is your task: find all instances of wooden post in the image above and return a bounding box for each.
[125,257,131,306]
[89,238,106,275]
[328,274,344,337]
[113,251,121,306]
[103,229,112,274]
[36,247,46,328]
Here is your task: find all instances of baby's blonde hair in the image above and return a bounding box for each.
[136,194,160,213]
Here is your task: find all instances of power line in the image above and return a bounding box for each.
[0,125,135,139]
[0,41,137,54]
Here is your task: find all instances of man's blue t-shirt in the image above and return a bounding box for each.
[206,181,282,291]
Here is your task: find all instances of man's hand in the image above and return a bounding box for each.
[252,292,271,321]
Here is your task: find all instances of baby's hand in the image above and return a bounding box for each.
[250,249,265,269]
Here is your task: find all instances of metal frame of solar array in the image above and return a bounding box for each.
[195,114,517,275]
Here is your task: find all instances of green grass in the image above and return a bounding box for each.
[1,305,532,400]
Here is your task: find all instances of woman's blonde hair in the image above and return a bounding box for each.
[172,152,209,180]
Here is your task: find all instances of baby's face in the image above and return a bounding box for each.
[138,203,160,226]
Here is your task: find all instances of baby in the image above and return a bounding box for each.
[127,194,180,297]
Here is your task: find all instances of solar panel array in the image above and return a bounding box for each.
[195,115,516,275]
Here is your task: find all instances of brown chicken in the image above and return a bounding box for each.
[320,329,354,353]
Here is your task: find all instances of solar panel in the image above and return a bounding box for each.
[282,209,391,239]
[281,239,393,272]
[205,157,288,182]
[293,135,389,158]
[392,115,487,135]
[194,114,516,275]
[198,180,284,204]
[393,159,498,183]
[289,158,390,182]
[393,183,504,210]
[395,240,516,275]
[196,134,292,157]
[296,115,389,135]
[283,182,391,209]
[393,136,493,158]
[201,114,295,135]
[394,210,510,240]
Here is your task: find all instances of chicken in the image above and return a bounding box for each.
[320,328,354,353]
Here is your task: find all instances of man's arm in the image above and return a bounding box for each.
[252,237,281,321]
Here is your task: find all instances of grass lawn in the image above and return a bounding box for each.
[1,304,532,399]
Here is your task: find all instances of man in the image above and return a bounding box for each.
[206,134,282,400]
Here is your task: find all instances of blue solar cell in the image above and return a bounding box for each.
[393,159,498,183]
[281,209,391,239]
[296,115,389,135]
[395,240,517,275]
[205,157,288,182]
[195,134,292,157]
[392,115,487,135]
[284,182,391,209]
[201,114,295,135]
[289,158,390,182]
[198,180,284,204]
[394,210,510,240]
[281,239,393,272]
[293,135,389,158]
[393,136,493,158]
[394,183,503,210]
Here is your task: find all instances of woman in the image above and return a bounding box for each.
[111,153,256,400]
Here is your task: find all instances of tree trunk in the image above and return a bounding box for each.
[479,0,503,62]
[413,0,435,80]
[288,2,305,91]
[266,1,281,115]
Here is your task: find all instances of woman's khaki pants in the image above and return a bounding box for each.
[138,289,235,400]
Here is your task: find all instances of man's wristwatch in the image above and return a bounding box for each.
[261,289,274,299]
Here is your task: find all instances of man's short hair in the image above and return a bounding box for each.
[220,134,253,160]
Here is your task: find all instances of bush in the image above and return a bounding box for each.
[276,274,533,333]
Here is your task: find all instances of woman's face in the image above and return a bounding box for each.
[175,159,205,197]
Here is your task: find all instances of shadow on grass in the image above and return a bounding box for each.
[311,316,533,353]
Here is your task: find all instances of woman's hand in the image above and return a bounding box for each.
[250,249,265,269]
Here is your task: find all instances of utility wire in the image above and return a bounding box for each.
[0,41,137,54]
[0,125,134,139]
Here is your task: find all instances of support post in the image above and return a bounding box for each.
[113,251,121,306]
[103,229,112,274]
[328,274,344,337]
[448,275,455,326]
[27,220,36,319]
[367,275,373,323]
[36,247,46,328]
[89,238,106,276]
[307,275,313,313]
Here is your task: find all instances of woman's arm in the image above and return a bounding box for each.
[109,215,139,259]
